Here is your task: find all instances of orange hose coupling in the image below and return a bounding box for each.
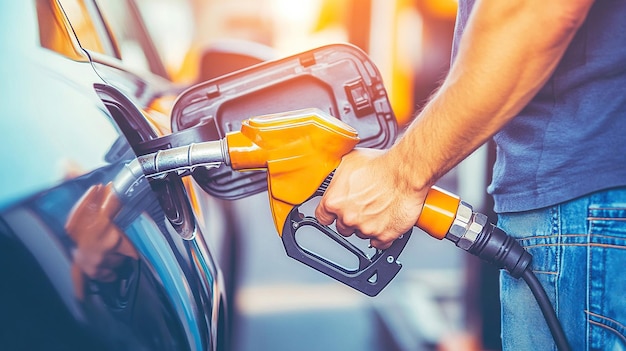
[415,186,461,240]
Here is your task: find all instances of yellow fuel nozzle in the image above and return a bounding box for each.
[225,108,360,234]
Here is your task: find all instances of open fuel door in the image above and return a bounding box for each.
[128,44,406,296]
[147,43,398,200]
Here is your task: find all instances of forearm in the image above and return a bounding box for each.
[388,0,594,191]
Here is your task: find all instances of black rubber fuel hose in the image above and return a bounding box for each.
[522,269,571,351]
[467,223,571,351]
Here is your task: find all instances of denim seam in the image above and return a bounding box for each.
[552,205,561,338]
[533,270,558,275]
[519,233,586,239]
[589,206,604,348]
[588,207,626,211]
[586,311,626,346]
[587,222,591,351]
[586,311,626,332]
[518,234,580,241]
[588,321,626,345]
[588,217,626,221]
[561,233,624,240]
[524,243,626,249]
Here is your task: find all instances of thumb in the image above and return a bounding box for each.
[315,198,336,226]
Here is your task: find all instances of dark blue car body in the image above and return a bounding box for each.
[0,1,230,350]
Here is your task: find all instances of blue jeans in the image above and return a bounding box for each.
[498,187,626,351]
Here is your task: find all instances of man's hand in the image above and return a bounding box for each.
[315,148,429,249]
[316,0,594,251]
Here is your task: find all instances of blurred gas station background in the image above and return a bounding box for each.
[128,0,500,350]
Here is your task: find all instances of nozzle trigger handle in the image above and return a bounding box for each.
[280,176,411,297]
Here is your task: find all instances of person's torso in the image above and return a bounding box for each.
[452,0,626,213]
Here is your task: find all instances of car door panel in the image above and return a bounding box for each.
[0,1,227,350]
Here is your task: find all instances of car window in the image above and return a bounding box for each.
[131,0,194,80]
[95,0,149,73]
[58,0,113,55]
[95,0,169,78]
[37,0,89,61]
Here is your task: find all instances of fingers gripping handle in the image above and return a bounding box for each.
[277,175,464,296]
[280,173,412,297]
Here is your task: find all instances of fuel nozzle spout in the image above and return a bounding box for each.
[416,187,531,278]
[112,140,228,197]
